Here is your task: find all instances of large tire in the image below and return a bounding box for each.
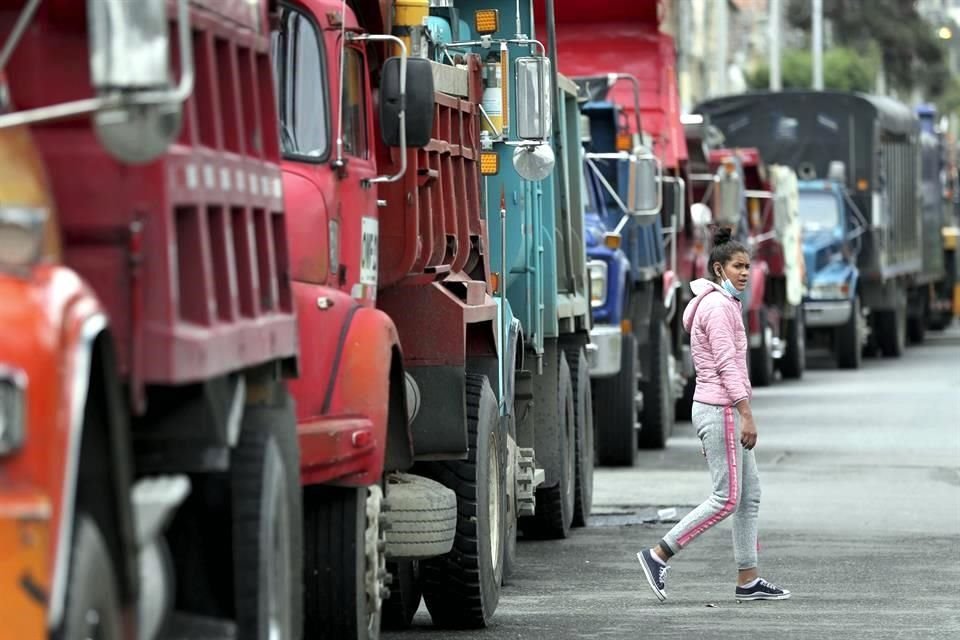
[382,560,421,630]
[303,485,384,640]
[564,345,594,528]
[421,375,505,628]
[675,374,695,421]
[639,323,674,449]
[58,515,123,640]
[875,304,906,358]
[835,297,863,369]
[907,291,927,344]
[749,308,775,387]
[521,353,576,539]
[383,473,456,559]
[233,396,302,640]
[593,333,638,466]
[779,309,806,380]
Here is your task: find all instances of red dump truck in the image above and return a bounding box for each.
[0,1,302,639]
[274,0,554,636]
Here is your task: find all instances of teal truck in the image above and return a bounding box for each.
[431,0,597,544]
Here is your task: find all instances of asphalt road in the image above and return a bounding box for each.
[385,324,960,640]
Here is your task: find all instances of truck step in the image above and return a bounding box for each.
[162,612,236,640]
[132,475,191,546]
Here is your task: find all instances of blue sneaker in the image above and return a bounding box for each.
[637,549,669,602]
[736,578,791,601]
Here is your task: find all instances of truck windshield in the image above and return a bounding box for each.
[798,191,841,231]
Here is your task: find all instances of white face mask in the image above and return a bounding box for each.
[716,268,744,300]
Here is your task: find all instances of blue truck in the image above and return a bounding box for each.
[697,91,927,368]
[574,84,676,463]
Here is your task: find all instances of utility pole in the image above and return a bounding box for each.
[769,0,781,90]
[812,0,824,90]
[714,0,728,95]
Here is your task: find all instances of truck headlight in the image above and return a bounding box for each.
[0,207,47,271]
[588,260,608,308]
[0,367,26,455]
[809,282,850,300]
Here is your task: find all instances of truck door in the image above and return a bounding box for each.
[331,37,379,305]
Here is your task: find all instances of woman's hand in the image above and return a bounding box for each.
[740,414,758,450]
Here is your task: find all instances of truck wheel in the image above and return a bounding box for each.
[835,297,863,369]
[421,375,505,628]
[593,333,638,466]
[675,375,695,421]
[639,323,674,449]
[565,345,594,527]
[907,292,927,344]
[58,515,123,640]
[304,485,384,640]
[779,310,805,379]
[382,560,421,630]
[521,353,576,538]
[749,308,775,387]
[876,305,906,358]
[233,397,302,640]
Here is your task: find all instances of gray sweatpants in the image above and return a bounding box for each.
[660,401,761,570]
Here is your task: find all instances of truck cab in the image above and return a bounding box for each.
[577,94,672,462]
[798,179,863,367]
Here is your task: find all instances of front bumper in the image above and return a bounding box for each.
[804,299,852,328]
[589,325,622,378]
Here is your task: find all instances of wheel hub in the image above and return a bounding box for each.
[489,433,502,573]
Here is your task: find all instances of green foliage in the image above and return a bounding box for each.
[747,47,876,93]
[786,0,948,97]
[937,77,960,120]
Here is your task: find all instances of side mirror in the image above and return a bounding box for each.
[380,56,435,149]
[690,202,713,226]
[625,149,662,222]
[713,170,742,226]
[515,56,551,140]
[87,0,191,164]
[88,0,170,90]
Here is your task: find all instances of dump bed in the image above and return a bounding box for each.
[539,0,687,171]
[377,57,486,290]
[1,0,296,385]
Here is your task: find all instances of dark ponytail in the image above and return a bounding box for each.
[708,225,749,281]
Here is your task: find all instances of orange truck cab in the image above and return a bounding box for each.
[0,2,303,639]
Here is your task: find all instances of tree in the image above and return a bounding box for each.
[786,0,948,97]
[747,47,876,93]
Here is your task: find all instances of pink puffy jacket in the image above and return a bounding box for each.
[682,278,752,407]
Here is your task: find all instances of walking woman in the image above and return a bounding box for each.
[637,227,790,602]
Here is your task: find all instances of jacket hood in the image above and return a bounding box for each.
[682,278,732,332]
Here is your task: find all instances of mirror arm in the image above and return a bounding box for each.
[585,155,632,216]
[0,0,41,73]
[441,38,545,56]
[352,33,409,184]
[478,105,503,140]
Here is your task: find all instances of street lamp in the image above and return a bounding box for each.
[939,26,953,40]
